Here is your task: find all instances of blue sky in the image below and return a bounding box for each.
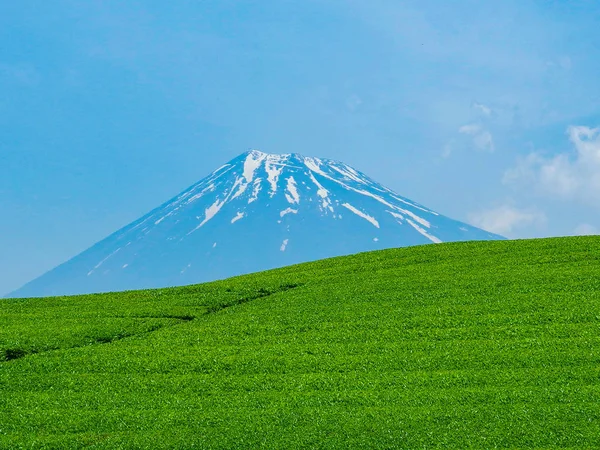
[2,0,600,295]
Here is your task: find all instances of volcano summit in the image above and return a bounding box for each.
[10,150,503,297]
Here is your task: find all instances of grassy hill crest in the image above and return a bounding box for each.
[1,237,599,448]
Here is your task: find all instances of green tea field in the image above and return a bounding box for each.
[1,237,599,448]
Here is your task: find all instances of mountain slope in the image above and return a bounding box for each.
[1,237,599,448]
[10,150,503,297]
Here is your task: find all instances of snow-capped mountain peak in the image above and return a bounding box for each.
[153,149,441,238]
[9,150,503,298]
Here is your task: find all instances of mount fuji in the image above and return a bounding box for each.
[9,150,504,298]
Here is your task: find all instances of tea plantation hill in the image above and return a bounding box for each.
[1,236,599,448]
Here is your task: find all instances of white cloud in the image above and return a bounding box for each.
[459,123,495,152]
[468,204,546,236]
[473,102,492,116]
[504,126,600,204]
[459,124,481,134]
[573,223,599,236]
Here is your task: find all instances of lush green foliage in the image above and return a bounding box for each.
[1,237,599,448]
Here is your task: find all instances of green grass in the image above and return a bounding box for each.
[1,237,600,448]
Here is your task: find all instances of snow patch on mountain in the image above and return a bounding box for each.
[265,154,287,196]
[286,176,300,204]
[87,248,121,276]
[189,198,225,233]
[249,179,261,203]
[280,208,298,218]
[406,219,442,244]
[244,151,266,183]
[387,211,404,223]
[231,212,245,223]
[342,203,380,228]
